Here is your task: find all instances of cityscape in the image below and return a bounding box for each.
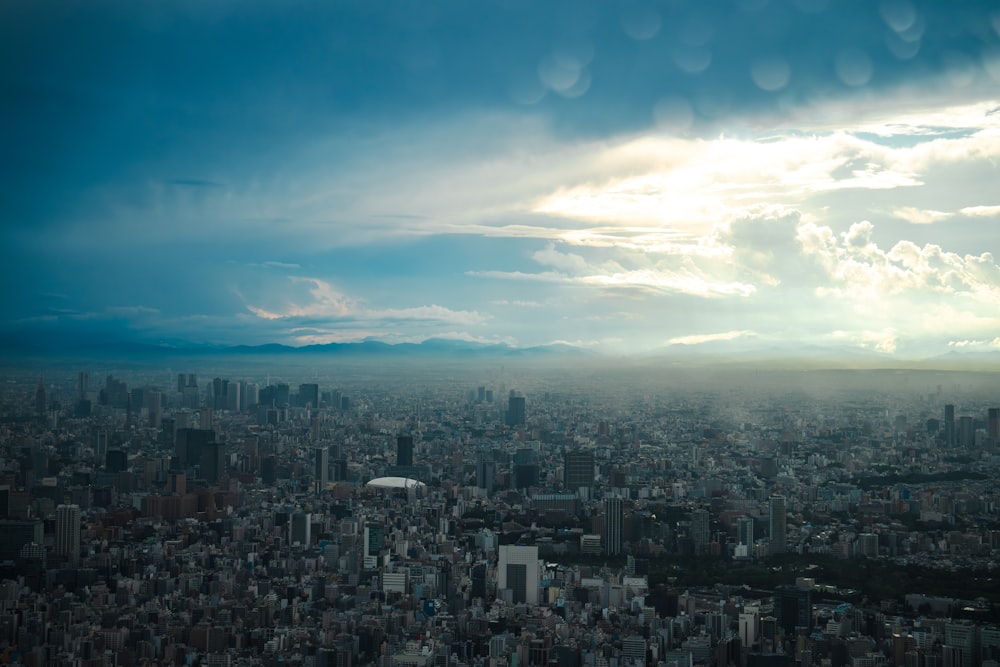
[1,357,999,667]
[3,1,1000,667]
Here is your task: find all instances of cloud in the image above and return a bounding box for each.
[959,205,1000,218]
[892,207,951,224]
[242,276,489,343]
[667,330,756,346]
[831,328,899,354]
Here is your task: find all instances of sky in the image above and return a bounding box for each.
[3,0,1000,360]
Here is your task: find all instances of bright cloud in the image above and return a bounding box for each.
[667,330,756,346]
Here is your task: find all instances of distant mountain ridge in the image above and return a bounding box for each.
[0,335,591,361]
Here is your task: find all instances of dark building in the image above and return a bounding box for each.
[314,446,330,494]
[34,379,46,417]
[604,497,624,556]
[989,408,1000,445]
[564,449,595,490]
[299,383,319,409]
[507,394,526,427]
[513,463,539,490]
[261,455,277,485]
[176,428,215,468]
[774,586,813,637]
[200,441,225,484]
[945,404,956,447]
[475,452,496,494]
[396,435,414,467]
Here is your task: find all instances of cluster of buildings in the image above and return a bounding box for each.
[1,365,999,667]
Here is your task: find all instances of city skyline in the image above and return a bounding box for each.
[3,2,1000,362]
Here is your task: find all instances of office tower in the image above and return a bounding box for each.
[275,383,290,406]
[78,372,89,400]
[175,428,215,467]
[769,495,787,554]
[774,586,812,637]
[691,508,711,554]
[242,381,259,409]
[299,383,319,409]
[397,435,414,467]
[497,544,539,605]
[477,386,486,403]
[957,416,975,448]
[199,407,213,430]
[564,449,595,490]
[212,378,229,411]
[147,390,162,429]
[226,382,241,412]
[200,441,225,484]
[364,523,385,559]
[513,463,539,490]
[55,504,81,565]
[314,446,330,494]
[35,378,46,416]
[177,373,186,394]
[476,452,496,494]
[989,408,1000,446]
[945,404,956,447]
[95,430,109,464]
[262,455,277,485]
[736,515,755,559]
[507,394,526,427]
[290,512,311,546]
[603,497,624,556]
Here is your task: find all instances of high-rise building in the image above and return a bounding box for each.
[364,523,385,559]
[958,416,975,448]
[603,497,624,556]
[691,508,711,554]
[769,495,787,555]
[299,383,319,409]
[989,408,1000,446]
[314,446,330,494]
[290,512,311,546]
[175,428,215,468]
[35,378,46,417]
[147,390,162,429]
[497,544,539,605]
[564,449,595,490]
[774,585,812,636]
[736,515,755,559]
[78,372,89,400]
[397,435,414,467]
[55,504,81,565]
[200,441,225,484]
[945,404,956,447]
[507,393,526,427]
[476,452,496,494]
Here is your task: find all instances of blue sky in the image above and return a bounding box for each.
[3,0,1000,358]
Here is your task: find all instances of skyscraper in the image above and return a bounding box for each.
[314,446,330,494]
[35,378,46,417]
[55,504,81,565]
[507,393,526,427]
[691,508,711,554]
[147,390,162,429]
[564,449,595,490]
[945,404,956,447]
[299,383,319,409]
[988,408,1000,446]
[769,495,787,555]
[397,435,414,467]
[475,452,496,494]
[774,585,812,636]
[603,497,624,556]
[498,544,539,605]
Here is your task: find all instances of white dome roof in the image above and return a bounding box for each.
[365,476,425,489]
